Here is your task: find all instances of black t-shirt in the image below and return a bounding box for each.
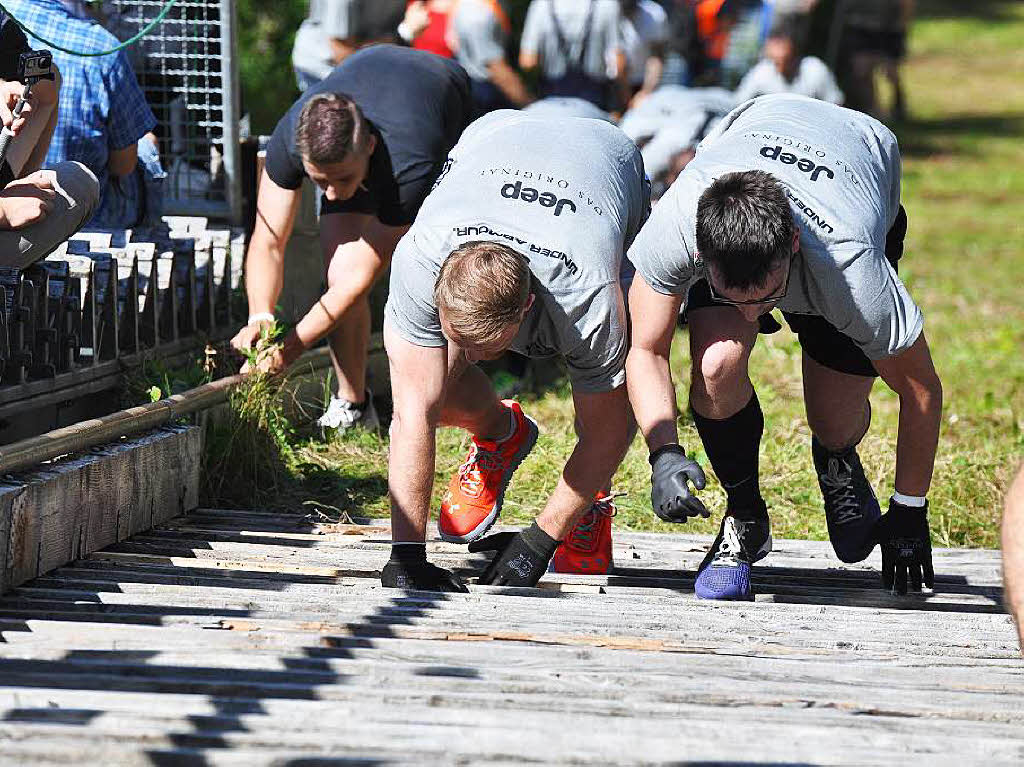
[265,45,472,227]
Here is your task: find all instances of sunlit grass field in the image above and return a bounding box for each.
[275,4,1023,549]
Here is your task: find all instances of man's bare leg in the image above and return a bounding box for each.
[325,296,371,403]
[439,352,510,441]
[802,352,874,450]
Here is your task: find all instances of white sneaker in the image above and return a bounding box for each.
[318,389,380,436]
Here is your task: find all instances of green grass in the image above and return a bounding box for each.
[233,4,1024,548]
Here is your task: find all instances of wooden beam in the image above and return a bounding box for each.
[0,427,202,594]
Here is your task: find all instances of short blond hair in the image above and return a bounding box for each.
[434,241,531,347]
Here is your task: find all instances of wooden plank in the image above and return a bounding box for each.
[0,427,202,594]
[1,507,1019,765]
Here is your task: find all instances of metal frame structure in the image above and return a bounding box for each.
[104,0,242,223]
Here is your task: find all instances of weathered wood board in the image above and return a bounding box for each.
[0,508,1020,765]
[0,427,201,594]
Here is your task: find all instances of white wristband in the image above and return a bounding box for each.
[891,491,927,508]
[397,20,415,42]
[247,312,275,326]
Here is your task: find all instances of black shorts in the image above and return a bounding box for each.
[686,205,908,378]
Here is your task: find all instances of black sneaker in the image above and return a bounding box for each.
[812,436,881,563]
[694,502,772,601]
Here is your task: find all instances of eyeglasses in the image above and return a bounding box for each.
[695,254,792,306]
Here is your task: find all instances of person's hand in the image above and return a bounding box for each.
[402,1,431,39]
[877,499,934,595]
[649,444,709,522]
[0,172,56,229]
[381,544,468,592]
[230,319,274,354]
[468,521,560,587]
[240,343,287,376]
[0,80,31,135]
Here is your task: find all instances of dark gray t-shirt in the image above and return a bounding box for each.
[386,110,650,392]
[628,94,922,360]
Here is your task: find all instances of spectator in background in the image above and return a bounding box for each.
[733,15,843,104]
[839,0,912,119]
[619,85,734,193]
[398,1,455,58]
[6,0,156,229]
[0,7,98,301]
[659,0,701,86]
[519,0,626,111]
[720,0,773,88]
[692,0,737,84]
[451,0,533,113]
[1004,463,1024,654]
[292,0,407,91]
[619,0,668,106]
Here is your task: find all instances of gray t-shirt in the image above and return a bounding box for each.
[452,0,507,82]
[520,0,622,81]
[628,94,922,361]
[386,110,649,392]
[734,57,844,105]
[619,86,736,180]
[522,96,613,122]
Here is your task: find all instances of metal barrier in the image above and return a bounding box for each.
[103,0,242,222]
[0,217,246,430]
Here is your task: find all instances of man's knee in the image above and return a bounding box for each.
[54,161,101,225]
[693,338,750,396]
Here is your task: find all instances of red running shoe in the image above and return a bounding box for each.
[438,400,539,543]
[550,492,618,574]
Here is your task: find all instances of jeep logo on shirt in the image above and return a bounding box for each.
[760,145,835,182]
[501,181,577,217]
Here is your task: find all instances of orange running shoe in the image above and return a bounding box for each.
[550,492,618,574]
[438,400,539,543]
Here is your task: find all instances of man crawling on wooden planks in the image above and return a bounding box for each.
[380,109,650,591]
[625,94,942,600]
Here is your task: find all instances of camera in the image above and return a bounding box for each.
[17,50,54,83]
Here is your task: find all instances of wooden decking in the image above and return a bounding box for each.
[0,508,1020,765]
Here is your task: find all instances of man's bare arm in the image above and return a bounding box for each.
[486,59,534,107]
[534,384,633,539]
[385,320,449,542]
[1002,463,1024,652]
[231,170,301,352]
[872,332,943,496]
[292,218,407,351]
[625,275,684,451]
[22,67,60,174]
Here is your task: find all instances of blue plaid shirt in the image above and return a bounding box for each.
[6,0,157,225]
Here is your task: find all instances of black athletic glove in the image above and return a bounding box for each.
[380,543,468,593]
[468,521,560,587]
[877,499,934,595]
[649,444,709,523]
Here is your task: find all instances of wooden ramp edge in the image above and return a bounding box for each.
[0,508,1020,765]
[0,426,201,594]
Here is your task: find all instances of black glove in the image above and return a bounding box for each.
[876,499,934,595]
[467,521,560,587]
[380,543,468,593]
[649,444,709,523]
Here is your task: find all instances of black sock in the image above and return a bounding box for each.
[389,543,427,565]
[690,392,766,515]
